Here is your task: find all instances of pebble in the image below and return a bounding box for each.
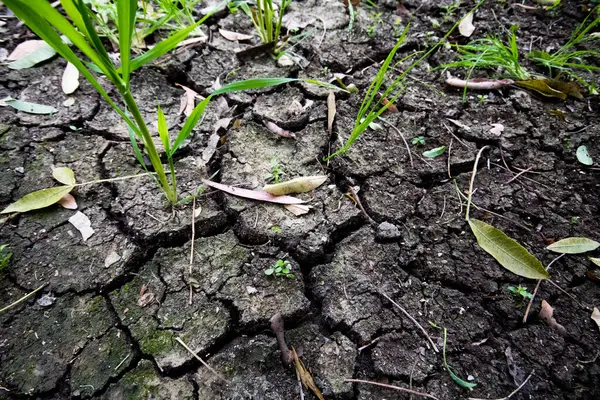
[375,221,401,241]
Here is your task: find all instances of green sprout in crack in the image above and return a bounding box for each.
[507,284,534,309]
[411,136,425,146]
[477,94,488,104]
[265,259,295,279]
[0,244,12,272]
[264,159,285,184]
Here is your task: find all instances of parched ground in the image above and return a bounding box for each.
[1,0,600,399]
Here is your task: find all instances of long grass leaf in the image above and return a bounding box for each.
[116,0,136,85]
[157,105,170,153]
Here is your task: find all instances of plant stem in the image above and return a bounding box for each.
[121,90,177,204]
[465,145,489,221]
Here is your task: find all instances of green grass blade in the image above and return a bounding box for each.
[59,0,89,34]
[117,0,136,85]
[128,12,211,72]
[157,105,170,153]
[170,96,210,156]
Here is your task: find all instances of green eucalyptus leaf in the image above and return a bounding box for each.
[423,146,447,158]
[469,219,549,279]
[7,41,56,69]
[576,145,593,166]
[1,186,74,214]
[2,98,57,114]
[52,167,76,185]
[547,237,600,254]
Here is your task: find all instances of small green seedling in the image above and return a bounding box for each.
[412,136,426,146]
[238,0,293,53]
[265,259,295,279]
[477,94,488,104]
[507,285,534,309]
[0,244,12,272]
[270,225,283,233]
[264,159,285,183]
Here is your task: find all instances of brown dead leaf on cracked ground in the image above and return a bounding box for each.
[292,347,325,400]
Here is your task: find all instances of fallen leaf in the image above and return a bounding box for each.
[423,146,447,158]
[52,167,76,185]
[63,98,76,107]
[68,211,95,241]
[292,347,325,400]
[177,35,207,48]
[57,193,77,210]
[176,84,203,117]
[1,97,57,115]
[327,91,336,136]
[137,284,155,307]
[202,133,220,163]
[539,299,566,335]
[515,79,567,100]
[576,145,593,166]
[218,28,253,41]
[0,48,8,62]
[469,219,550,279]
[591,258,600,267]
[284,204,311,216]
[202,179,305,204]
[489,123,504,136]
[546,237,600,254]
[592,308,600,332]
[458,12,475,37]
[263,176,328,195]
[61,62,80,94]
[1,185,74,214]
[7,40,56,69]
[447,118,471,131]
[547,80,583,99]
[264,120,296,139]
[586,269,600,281]
[214,117,232,134]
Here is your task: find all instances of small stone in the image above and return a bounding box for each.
[36,293,56,307]
[104,251,121,268]
[246,286,257,294]
[375,222,401,241]
[14,167,24,174]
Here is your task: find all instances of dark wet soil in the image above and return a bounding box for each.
[1,1,600,399]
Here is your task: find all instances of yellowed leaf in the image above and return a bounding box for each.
[264,176,328,196]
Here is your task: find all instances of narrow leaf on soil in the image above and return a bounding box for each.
[7,40,56,69]
[1,186,74,214]
[327,91,336,136]
[576,145,593,166]
[1,98,57,115]
[468,219,550,279]
[202,179,305,205]
[263,176,328,196]
[547,237,600,254]
[423,146,447,158]
[515,79,567,100]
[61,61,80,94]
[219,28,253,41]
[443,328,477,390]
[52,167,76,185]
[592,308,600,332]
[590,257,600,267]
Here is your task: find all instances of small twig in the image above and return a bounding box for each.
[456,189,532,232]
[0,283,47,313]
[578,351,599,364]
[379,118,414,169]
[349,186,376,226]
[504,167,533,185]
[436,195,447,223]
[189,197,196,305]
[381,292,439,353]
[523,254,565,323]
[296,367,305,400]
[465,146,489,221]
[468,370,534,400]
[175,337,228,383]
[447,138,453,179]
[358,337,380,352]
[345,379,440,400]
[115,354,130,371]
[443,122,471,149]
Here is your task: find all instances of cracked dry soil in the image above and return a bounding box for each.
[1,0,600,399]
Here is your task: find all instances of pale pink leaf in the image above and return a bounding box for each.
[202,179,305,204]
[219,28,254,41]
[58,193,78,210]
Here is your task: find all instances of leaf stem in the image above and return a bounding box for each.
[465,145,489,221]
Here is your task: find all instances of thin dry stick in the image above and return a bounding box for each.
[175,337,228,383]
[456,189,532,232]
[379,118,414,168]
[0,283,47,313]
[465,146,489,221]
[381,292,439,353]
[188,197,196,305]
[296,368,305,400]
[349,186,376,226]
[447,138,453,179]
[504,167,533,185]
[523,254,565,323]
[345,379,440,400]
[468,370,534,400]
[546,279,588,310]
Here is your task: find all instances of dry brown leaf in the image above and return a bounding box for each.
[8,40,47,61]
[218,28,253,41]
[592,308,600,332]
[539,300,567,336]
[327,91,336,136]
[176,84,203,117]
[68,211,94,241]
[61,62,80,94]
[284,204,311,216]
[292,347,325,400]
[458,12,475,37]
[57,193,77,210]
